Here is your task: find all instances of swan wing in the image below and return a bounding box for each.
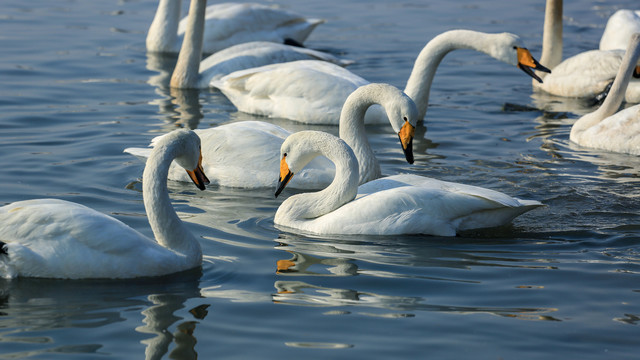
[178,3,323,53]
[579,104,640,155]
[0,199,174,278]
[199,41,353,86]
[211,60,369,124]
[292,174,541,236]
[538,50,625,98]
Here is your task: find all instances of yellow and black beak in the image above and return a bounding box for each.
[185,151,210,191]
[275,155,294,198]
[398,120,415,164]
[516,47,551,83]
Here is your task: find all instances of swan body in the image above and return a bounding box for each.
[0,130,209,279]
[274,131,542,236]
[212,30,548,124]
[197,41,353,87]
[570,34,640,155]
[600,10,640,51]
[169,0,350,89]
[147,0,323,54]
[125,83,418,188]
[534,0,640,101]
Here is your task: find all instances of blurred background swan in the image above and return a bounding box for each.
[146,0,323,54]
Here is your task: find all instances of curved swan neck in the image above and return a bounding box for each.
[277,134,359,222]
[572,35,640,137]
[142,138,201,260]
[404,30,503,120]
[538,0,563,81]
[338,85,385,184]
[170,0,206,88]
[147,0,182,53]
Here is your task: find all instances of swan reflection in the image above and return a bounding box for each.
[0,273,208,360]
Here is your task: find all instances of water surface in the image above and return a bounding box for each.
[1,0,639,358]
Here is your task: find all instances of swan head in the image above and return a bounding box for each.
[489,33,551,83]
[159,130,210,190]
[275,131,354,198]
[376,84,419,164]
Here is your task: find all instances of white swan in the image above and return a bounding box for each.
[125,83,418,189]
[146,0,323,54]
[169,0,351,89]
[211,29,549,124]
[0,130,209,279]
[533,0,640,102]
[600,9,640,51]
[274,131,542,236]
[570,33,640,155]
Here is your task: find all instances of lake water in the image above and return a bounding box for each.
[1,0,640,358]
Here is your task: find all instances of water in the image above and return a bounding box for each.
[1,0,639,358]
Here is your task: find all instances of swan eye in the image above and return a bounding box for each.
[403,116,408,121]
[283,153,287,157]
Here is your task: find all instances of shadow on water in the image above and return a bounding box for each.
[0,270,211,360]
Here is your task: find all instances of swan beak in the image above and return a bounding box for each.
[633,65,640,79]
[398,120,415,164]
[516,47,551,83]
[275,155,294,198]
[186,152,210,191]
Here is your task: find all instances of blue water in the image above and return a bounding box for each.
[1,0,640,358]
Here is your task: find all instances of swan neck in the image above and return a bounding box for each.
[276,137,359,223]
[170,0,205,88]
[339,88,381,184]
[142,141,201,261]
[539,0,563,74]
[404,30,494,120]
[146,0,182,53]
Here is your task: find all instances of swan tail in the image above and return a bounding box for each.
[123,147,152,162]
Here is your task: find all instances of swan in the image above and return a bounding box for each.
[570,33,640,155]
[211,29,549,124]
[169,0,351,89]
[274,131,542,236]
[125,83,418,188]
[600,9,640,51]
[533,0,640,102]
[146,0,323,54]
[0,130,209,279]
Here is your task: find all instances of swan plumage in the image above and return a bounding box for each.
[274,131,542,236]
[125,83,418,188]
[570,33,640,154]
[533,0,640,102]
[212,30,549,124]
[146,0,323,54]
[168,0,350,89]
[0,130,209,279]
[600,9,640,51]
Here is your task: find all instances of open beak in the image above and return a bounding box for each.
[185,151,210,191]
[516,47,551,83]
[275,155,294,198]
[398,120,415,164]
